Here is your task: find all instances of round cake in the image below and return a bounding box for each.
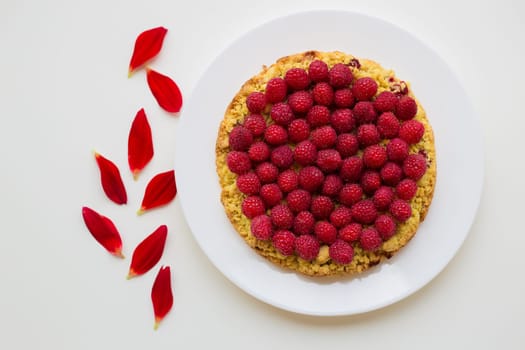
[216,51,436,277]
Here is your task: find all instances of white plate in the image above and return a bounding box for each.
[175,10,484,316]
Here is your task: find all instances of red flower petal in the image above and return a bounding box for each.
[81,207,124,258]
[127,225,167,279]
[128,108,154,180]
[128,27,168,76]
[151,265,173,330]
[94,152,127,205]
[137,170,177,215]
[146,68,183,113]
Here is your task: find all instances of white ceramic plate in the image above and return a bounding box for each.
[175,10,484,316]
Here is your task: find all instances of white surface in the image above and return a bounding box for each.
[0,0,524,349]
[176,10,483,316]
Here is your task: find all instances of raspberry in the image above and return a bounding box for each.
[375,214,396,240]
[248,141,270,163]
[357,124,380,146]
[270,145,294,169]
[334,88,355,108]
[312,82,334,106]
[236,172,261,195]
[403,154,427,180]
[250,215,273,240]
[229,125,253,151]
[288,118,310,143]
[311,195,334,219]
[286,189,312,213]
[255,162,279,183]
[226,151,251,174]
[270,204,294,229]
[306,105,331,127]
[377,112,400,139]
[363,144,387,169]
[311,125,337,149]
[360,170,382,194]
[328,63,352,88]
[352,77,378,101]
[272,230,295,256]
[285,68,310,90]
[351,199,378,224]
[293,211,315,235]
[295,235,320,261]
[270,102,294,126]
[329,239,354,264]
[321,174,343,197]
[339,223,362,242]
[386,138,409,163]
[308,60,329,82]
[277,169,298,193]
[330,109,355,134]
[374,91,398,112]
[396,178,418,200]
[316,149,342,173]
[294,140,318,166]
[373,186,394,211]
[264,124,288,145]
[298,166,324,192]
[339,183,363,207]
[243,114,266,137]
[265,77,287,103]
[340,156,363,182]
[314,221,338,244]
[399,119,424,144]
[329,206,352,228]
[336,133,359,158]
[380,162,403,185]
[246,91,266,113]
[390,199,412,222]
[396,96,417,120]
[260,183,283,207]
[360,227,382,251]
[353,101,377,124]
[288,90,313,114]
[241,196,266,219]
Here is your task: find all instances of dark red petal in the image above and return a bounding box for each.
[151,265,173,330]
[138,170,176,215]
[128,108,154,180]
[94,152,127,205]
[127,225,167,278]
[81,207,124,258]
[146,68,183,113]
[128,27,168,76]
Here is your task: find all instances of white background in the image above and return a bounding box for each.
[0,0,523,349]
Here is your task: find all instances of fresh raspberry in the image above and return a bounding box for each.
[270,145,294,169]
[312,82,334,106]
[363,144,388,169]
[264,124,288,145]
[390,199,412,222]
[311,195,334,219]
[330,109,355,134]
[286,189,312,213]
[396,178,418,200]
[306,105,331,127]
[377,112,400,139]
[403,154,427,180]
[339,223,362,242]
[339,183,364,207]
[360,170,382,195]
[308,60,329,82]
[351,199,378,224]
[248,141,270,163]
[396,96,417,120]
[334,88,355,108]
[329,206,352,228]
[226,151,251,174]
[375,214,396,240]
[293,211,315,235]
[295,235,320,261]
[340,156,363,182]
[399,119,424,144]
[288,90,313,114]
[259,183,283,207]
[357,124,380,147]
[360,227,382,251]
[246,91,266,113]
[250,215,273,240]
[316,149,342,173]
[270,204,294,229]
[287,118,310,143]
[314,221,338,244]
[386,138,409,163]
[336,133,359,158]
[352,77,378,101]
[372,186,394,211]
[241,196,266,219]
[353,101,377,124]
[229,125,253,151]
[255,162,279,183]
[285,68,310,90]
[321,174,343,197]
[374,91,398,112]
[277,169,298,193]
[272,230,295,256]
[265,77,287,103]
[329,239,354,264]
[236,172,261,195]
[328,63,352,88]
[380,161,403,185]
[311,125,337,149]
[243,114,266,137]
[298,166,325,192]
[270,102,294,126]
[294,140,318,166]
